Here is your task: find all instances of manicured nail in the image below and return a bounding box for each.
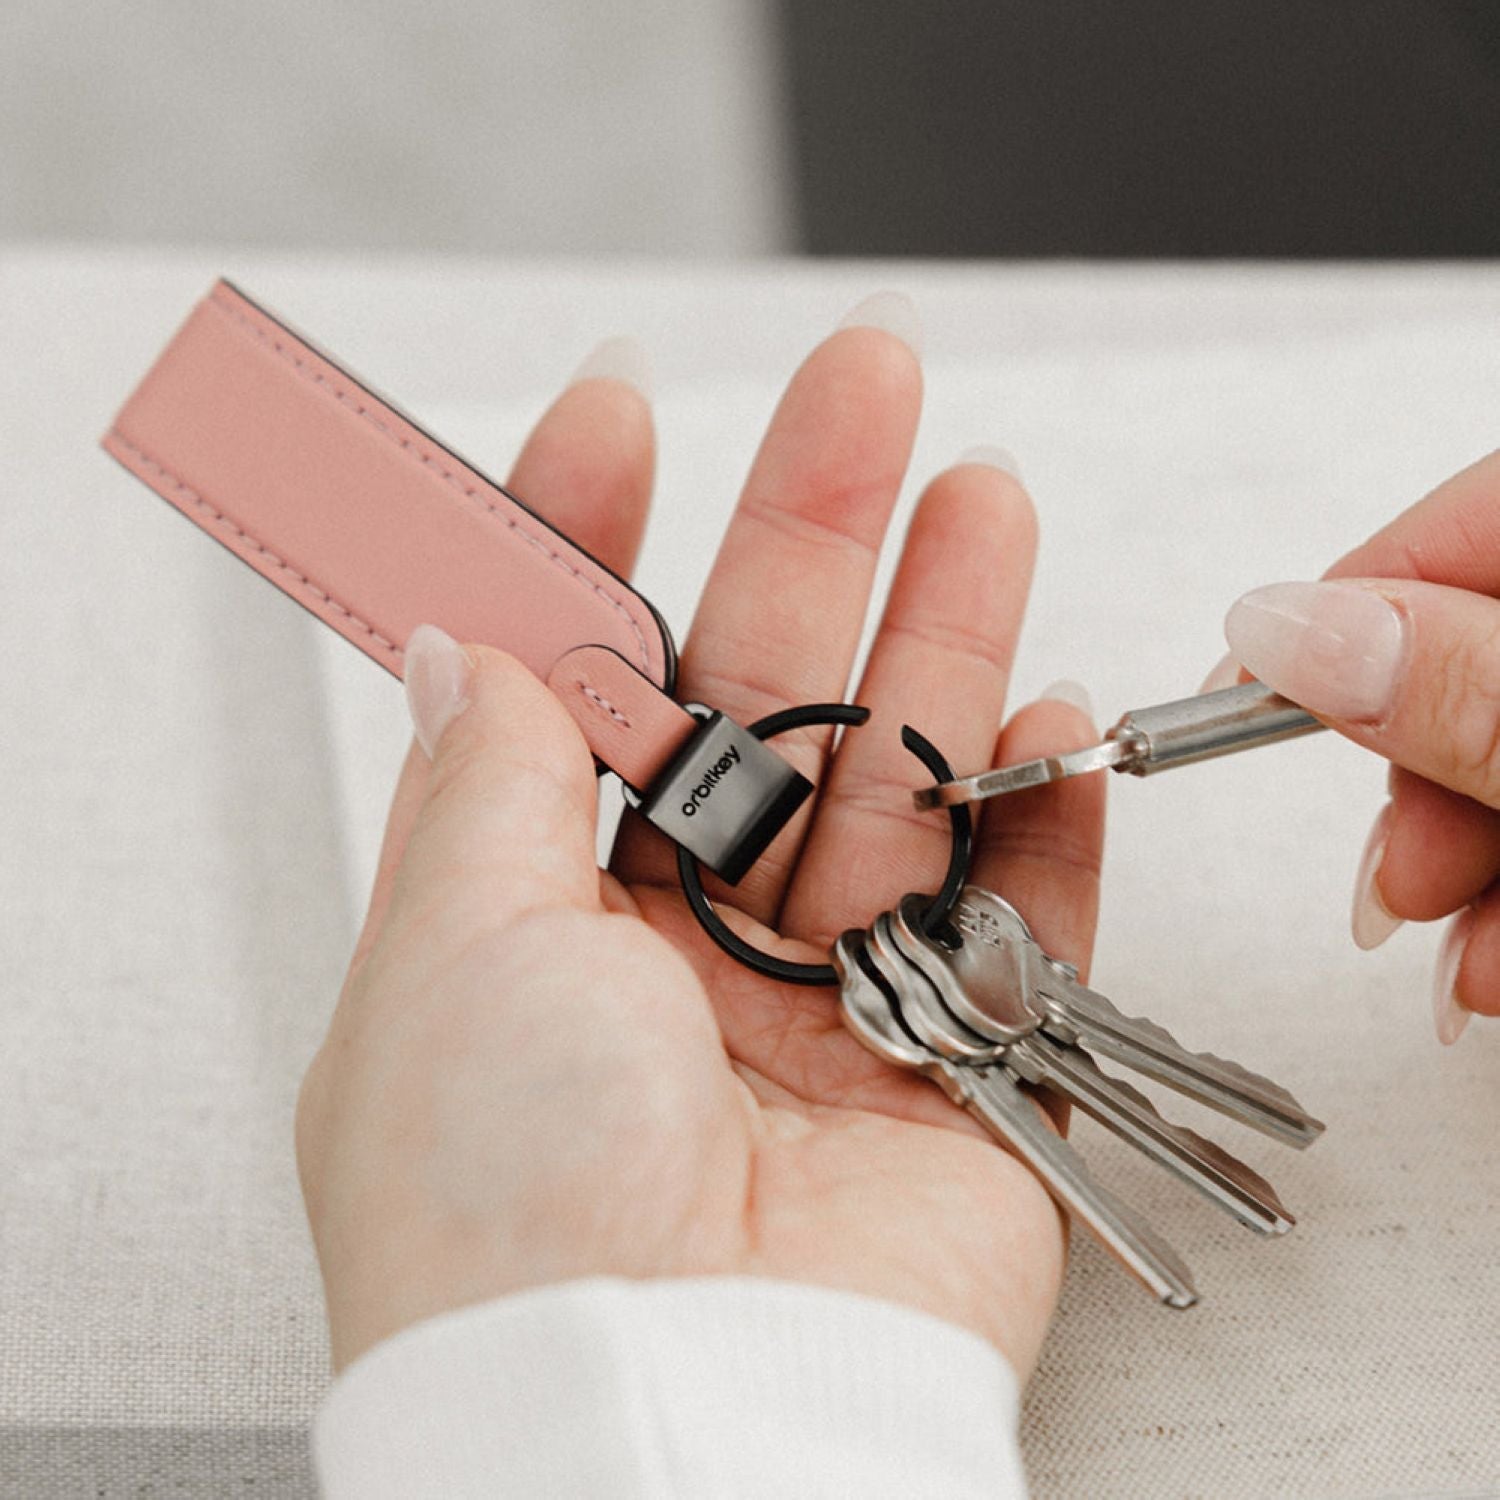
[837,290,922,359]
[1041,679,1093,720]
[404,624,472,758]
[1224,581,1407,722]
[1433,907,1475,1046]
[1198,652,1241,695]
[1351,802,1403,951]
[957,445,1022,482]
[569,336,652,401]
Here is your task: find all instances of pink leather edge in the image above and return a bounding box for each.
[101,280,685,778]
[547,645,699,791]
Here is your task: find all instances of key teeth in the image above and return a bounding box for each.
[1049,1043,1299,1235]
[1048,986,1327,1146]
[1174,1045,1325,1144]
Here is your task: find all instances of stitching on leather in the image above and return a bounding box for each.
[108,431,404,664]
[207,286,652,671]
[577,682,631,729]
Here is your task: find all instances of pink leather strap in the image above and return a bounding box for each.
[547,646,700,790]
[102,280,685,780]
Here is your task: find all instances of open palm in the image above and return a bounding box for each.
[296,304,1106,1383]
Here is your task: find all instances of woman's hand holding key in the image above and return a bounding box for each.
[294,294,1106,1382]
[1219,451,1500,1042]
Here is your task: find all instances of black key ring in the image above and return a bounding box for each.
[675,705,974,986]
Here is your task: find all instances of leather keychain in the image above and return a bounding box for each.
[102,280,817,884]
[103,291,1329,1312]
[102,280,970,977]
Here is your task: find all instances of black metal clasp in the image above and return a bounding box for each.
[625,704,814,885]
[671,706,975,987]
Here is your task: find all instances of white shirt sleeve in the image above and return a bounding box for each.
[313,1276,1028,1499]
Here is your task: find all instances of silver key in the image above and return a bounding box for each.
[865,912,1005,1064]
[1000,1030,1294,1234]
[888,904,1295,1236]
[832,932,1199,1309]
[917,887,1325,1148]
[884,900,1042,1046]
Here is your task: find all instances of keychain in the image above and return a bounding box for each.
[103,282,1325,1304]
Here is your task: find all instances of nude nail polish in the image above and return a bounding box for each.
[837,290,922,359]
[1433,908,1475,1046]
[1224,581,1407,722]
[1350,803,1403,951]
[569,336,652,400]
[404,624,472,758]
[1040,679,1094,720]
[1198,653,1241,695]
[957,445,1023,481]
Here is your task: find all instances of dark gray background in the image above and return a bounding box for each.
[781,1,1500,256]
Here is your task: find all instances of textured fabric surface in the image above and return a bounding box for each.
[2,247,1498,1498]
[315,1277,1024,1498]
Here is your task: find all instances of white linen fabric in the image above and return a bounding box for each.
[2,247,1499,1498]
[313,1277,1024,1499]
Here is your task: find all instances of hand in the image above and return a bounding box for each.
[1219,449,1500,1041]
[295,296,1105,1382]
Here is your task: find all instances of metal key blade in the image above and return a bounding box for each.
[915,680,1322,809]
[836,930,1199,1308]
[960,1065,1199,1309]
[1007,1032,1296,1235]
[1037,968,1326,1148]
[947,884,1325,1147]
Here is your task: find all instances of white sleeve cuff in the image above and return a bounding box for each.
[313,1276,1027,1499]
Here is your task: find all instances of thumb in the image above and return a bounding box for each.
[1225,578,1500,807]
[386,626,603,937]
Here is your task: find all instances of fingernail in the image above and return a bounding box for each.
[1198,652,1241,695]
[404,624,472,758]
[569,336,652,401]
[957,445,1022,482]
[1224,581,1407,722]
[1433,906,1475,1046]
[1351,802,1403,951]
[1041,679,1094,720]
[837,290,922,359]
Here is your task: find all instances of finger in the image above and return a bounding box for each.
[1225,577,1500,807]
[373,629,602,961]
[1203,449,1500,694]
[1325,447,1500,594]
[349,352,654,970]
[506,340,656,578]
[1442,888,1500,1028]
[970,691,1107,982]
[782,456,1037,947]
[611,296,924,909]
[1351,770,1500,947]
[347,738,432,977]
[1198,652,1246,695]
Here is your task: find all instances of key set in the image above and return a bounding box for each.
[833,885,1324,1307]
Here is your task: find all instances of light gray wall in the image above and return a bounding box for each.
[0,0,792,254]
